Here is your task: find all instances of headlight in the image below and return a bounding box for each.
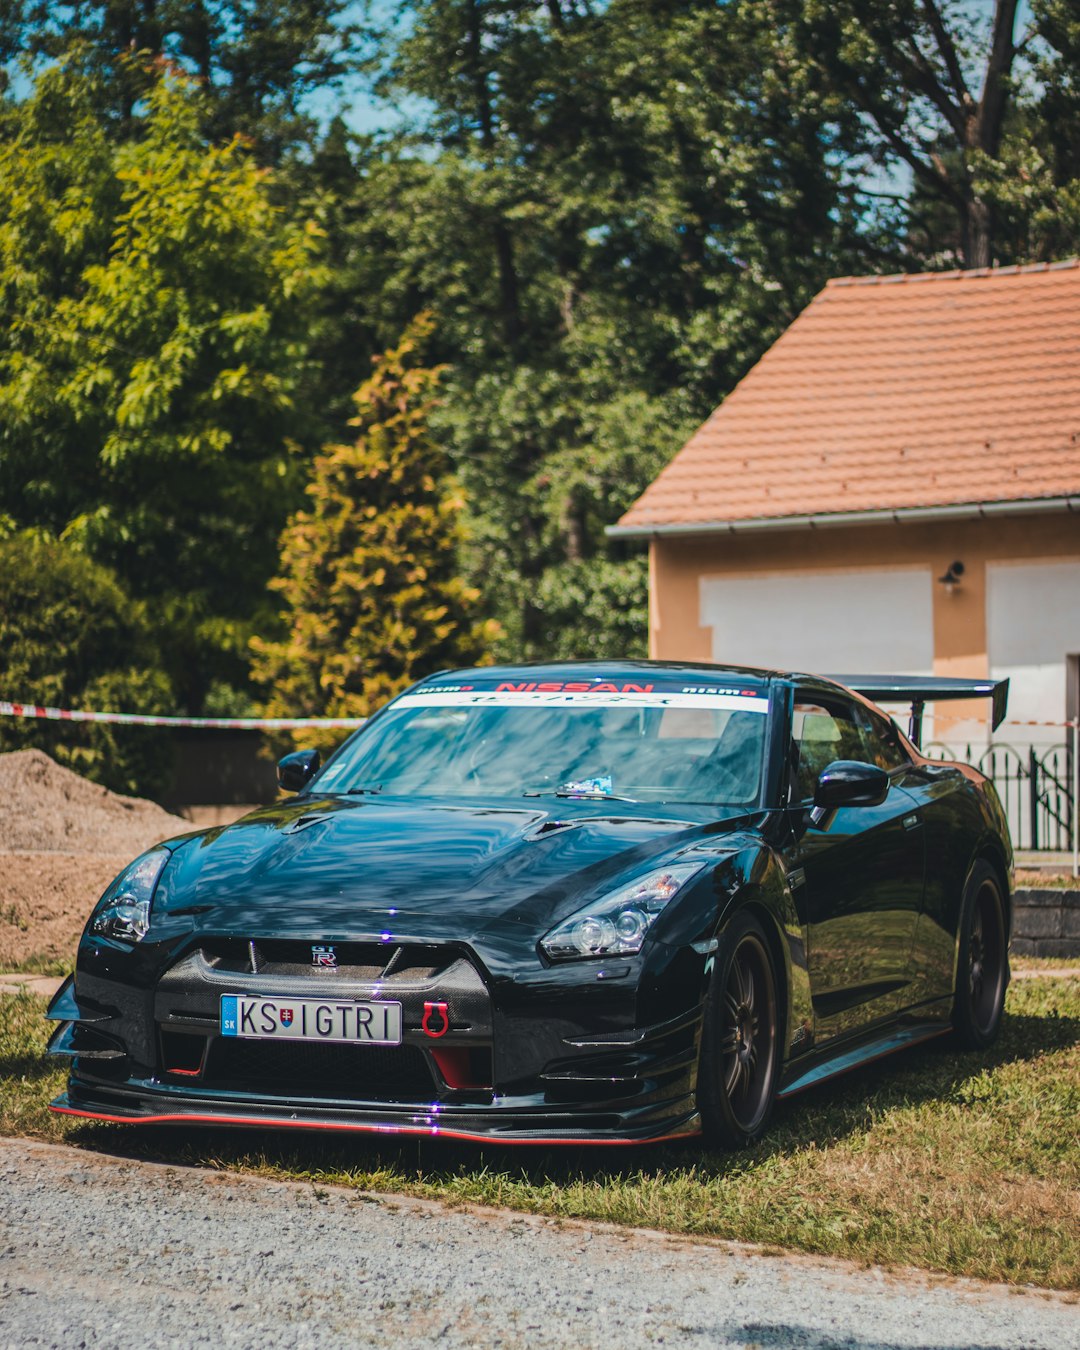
[540,861,706,961]
[90,848,170,943]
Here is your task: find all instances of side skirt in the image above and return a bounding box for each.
[777,1005,952,1101]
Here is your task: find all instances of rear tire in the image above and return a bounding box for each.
[698,910,781,1149]
[951,860,1009,1050]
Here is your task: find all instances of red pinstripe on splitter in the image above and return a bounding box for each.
[48,1103,698,1146]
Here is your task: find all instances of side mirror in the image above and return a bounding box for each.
[814,760,889,810]
[277,748,321,793]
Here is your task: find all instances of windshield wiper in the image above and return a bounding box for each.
[521,781,639,802]
[553,788,637,799]
[553,788,638,802]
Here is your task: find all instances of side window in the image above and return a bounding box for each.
[856,705,910,771]
[791,696,873,802]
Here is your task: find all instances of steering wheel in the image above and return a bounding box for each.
[685,758,744,802]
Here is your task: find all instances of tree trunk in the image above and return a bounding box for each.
[964,196,993,269]
[465,0,523,350]
[957,0,1018,267]
[492,223,523,350]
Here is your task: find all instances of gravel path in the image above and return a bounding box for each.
[1,1138,1077,1349]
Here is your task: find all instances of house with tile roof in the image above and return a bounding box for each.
[611,260,1080,748]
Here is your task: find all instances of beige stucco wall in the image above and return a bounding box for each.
[648,512,1080,733]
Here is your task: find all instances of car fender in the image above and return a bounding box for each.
[718,851,813,1067]
[659,836,812,1067]
[946,827,1014,993]
[934,772,1013,989]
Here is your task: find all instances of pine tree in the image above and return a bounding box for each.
[251,313,498,747]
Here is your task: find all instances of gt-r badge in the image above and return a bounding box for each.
[422,1001,450,1038]
[311,945,338,969]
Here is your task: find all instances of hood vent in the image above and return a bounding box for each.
[527,819,582,839]
[281,813,335,835]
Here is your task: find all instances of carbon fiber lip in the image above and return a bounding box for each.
[51,1082,702,1144]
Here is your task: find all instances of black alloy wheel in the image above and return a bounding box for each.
[952,860,1009,1049]
[699,910,780,1148]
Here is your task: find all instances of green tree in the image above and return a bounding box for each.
[251,314,499,749]
[794,0,1080,268]
[794,0,1020,267]
[4,0,358,160]
[0,63,326,713]
[342,0,880,656]
[971,0,1080,263]
[0,531,175,794]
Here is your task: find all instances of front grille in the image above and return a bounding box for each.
[202,1037,436,1103]
[198,939,453,983]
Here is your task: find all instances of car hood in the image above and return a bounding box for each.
[157,794,729,945]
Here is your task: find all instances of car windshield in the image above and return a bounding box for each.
[313,688,769,807]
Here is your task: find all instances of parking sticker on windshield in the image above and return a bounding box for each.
[561,775,614,795]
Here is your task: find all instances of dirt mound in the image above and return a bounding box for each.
[0,750,189,854]
[0,853,137,971]
[0,751,193,971]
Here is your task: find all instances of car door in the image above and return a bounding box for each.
[898,754,986,1010]
[784,692,926,1044]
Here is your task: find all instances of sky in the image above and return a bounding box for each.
[299,0,424,138]
[5,0,1040,144]
[301,0,1038,142]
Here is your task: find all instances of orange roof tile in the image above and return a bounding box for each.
[614,260,1080,535]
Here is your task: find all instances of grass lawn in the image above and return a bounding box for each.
[2,977,1078,1291]
[1015,869,1080,890]
[0,953,72,977]
[1014,955,1080,973]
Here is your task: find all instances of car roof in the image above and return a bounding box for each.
[423,659,781,686]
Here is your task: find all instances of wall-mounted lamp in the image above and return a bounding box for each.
[937,560,965,594]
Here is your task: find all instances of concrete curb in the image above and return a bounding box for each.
[0,973,64,999]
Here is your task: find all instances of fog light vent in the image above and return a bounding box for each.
[160,1029,207,1077]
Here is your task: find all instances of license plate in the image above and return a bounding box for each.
[220,995,402,1045]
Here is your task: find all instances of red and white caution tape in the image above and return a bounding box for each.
[1001,719,1080,729]
[0,698,1075,733]
[0,700,365,730]
[929,718,1079,729]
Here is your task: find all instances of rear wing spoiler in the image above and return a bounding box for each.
[827,675,1009,749]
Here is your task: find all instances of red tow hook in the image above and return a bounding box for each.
[421,1001,450,1038]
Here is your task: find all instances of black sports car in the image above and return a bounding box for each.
[47,662,1013,1147]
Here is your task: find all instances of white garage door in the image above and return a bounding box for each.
[699,568,934,677]
[987,559,1080,740]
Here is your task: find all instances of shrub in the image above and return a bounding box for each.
[252,314,499,752]
[0,532,175,796]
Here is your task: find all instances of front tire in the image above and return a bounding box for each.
[951,860,1009,1049]
[698,910,781,1148]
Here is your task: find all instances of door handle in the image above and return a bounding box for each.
[902,814,922,831]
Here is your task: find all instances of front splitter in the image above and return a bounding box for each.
[50,1087,701,1147]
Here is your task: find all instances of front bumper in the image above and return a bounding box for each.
[47,934,707,1144]
[49,1082,700,1144]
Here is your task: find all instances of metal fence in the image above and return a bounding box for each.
[923,739,1074,852]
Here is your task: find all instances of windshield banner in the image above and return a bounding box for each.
[395,688,770,713]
